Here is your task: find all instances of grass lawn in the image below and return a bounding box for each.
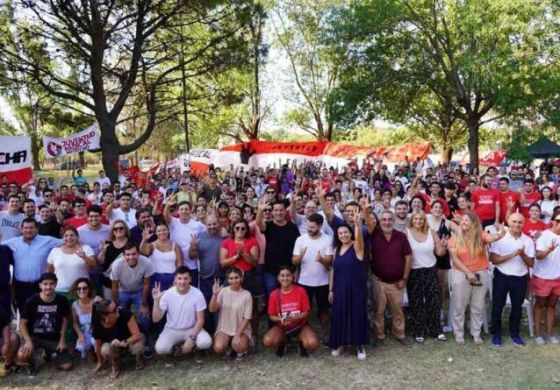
[4,332,560,390]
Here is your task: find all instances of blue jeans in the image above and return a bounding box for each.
[199,277,222,335]
[491,268,527,338]
[264,272,279,298]
[118,290,151,334]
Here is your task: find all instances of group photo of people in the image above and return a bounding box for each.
[1,156,559,381]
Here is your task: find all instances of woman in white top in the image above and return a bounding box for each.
[427,200,458,310]
[533,210,560,343]
[539,186,557,224]
[47,226,96,294]
[209,268,253,360]
[139,222,183,292]
[406,210,447,343]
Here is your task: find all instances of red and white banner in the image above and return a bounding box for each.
[187,149,218,174]
[0,136,32,184]
[479,150,508,166]
[43,123,100,158]
[212,140,431,169]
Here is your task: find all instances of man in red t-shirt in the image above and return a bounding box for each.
[64,199,88,228]
[471,174,500,228]
[497,177,521,224]
[518,179,541,219]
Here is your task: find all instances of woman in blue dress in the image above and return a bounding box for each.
[328,212,369,360]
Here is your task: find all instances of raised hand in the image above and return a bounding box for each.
[189,233,199,248]
[151,281,162,300]
[212,278,222,295]
[142,228,152,241]
[99,240,109,252]
[76,246,87,259]
[167,194,177,206]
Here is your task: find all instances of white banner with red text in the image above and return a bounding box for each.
[0,136,33,184]
[43,123,100,158]
[211,140,431,170]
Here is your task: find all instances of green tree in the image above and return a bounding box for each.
[0,1,253,180]
[327,0,559,170]
[271,0,341,140]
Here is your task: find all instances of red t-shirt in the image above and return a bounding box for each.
[268,285,310,331]
[522,219,549,241]
[519,191,542,219]
[221,237,259,272]
[471,188,499,221]
[266,176,279,192]
[498,190,521,223]
[64,216,88,229]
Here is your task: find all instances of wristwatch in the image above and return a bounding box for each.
[189,334,196,342]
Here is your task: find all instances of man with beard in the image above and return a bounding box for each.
[370,211,412,345]
[393,201,410,232]
[188,214,224,334]
[17,272,72,375]
[471,174,500,228]
[292,213,334,342]
[497,177,521,224]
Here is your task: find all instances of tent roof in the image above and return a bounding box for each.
[527,139,560,158]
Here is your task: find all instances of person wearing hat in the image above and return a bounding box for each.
[177,180,197,205]
[17,272,73,375]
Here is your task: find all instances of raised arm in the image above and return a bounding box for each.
[353,213,364,260]
[317,187,333,223]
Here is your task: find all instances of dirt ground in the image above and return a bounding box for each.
[3,334,560,390]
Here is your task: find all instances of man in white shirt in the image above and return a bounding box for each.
[108,192,137,229]
[97,170,111,189]
[489,213,534,347]
[164,195,205,287]
[0,195,24,242]
[292,213,334,341]
[152,266,211,356]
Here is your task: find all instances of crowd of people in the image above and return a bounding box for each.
[0,158,560,377]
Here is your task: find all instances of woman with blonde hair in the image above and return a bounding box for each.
[406,210,448,343]
[448,212,505,345]
[98,220,130,299]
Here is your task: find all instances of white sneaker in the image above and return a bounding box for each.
[535,336,546,345]
[331,347,343,358]
[357,347,366,361]
[548,335,560,344]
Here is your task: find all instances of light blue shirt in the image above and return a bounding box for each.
[4,235,63,282]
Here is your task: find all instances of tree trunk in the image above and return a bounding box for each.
[99,119,120,182]
[29,130,41,171]
[78,151,86,168]
[441,145,453,164]
[467,119,480,173]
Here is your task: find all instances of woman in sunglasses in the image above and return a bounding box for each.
[220,220,262,341]
[98,220,130,299]
[71,278,101,359]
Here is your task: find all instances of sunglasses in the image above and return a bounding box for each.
[76,286,89,291]
[554,219,560,224]
[234,226,247,231]
[113,226,126,231]
[266,191,275,194]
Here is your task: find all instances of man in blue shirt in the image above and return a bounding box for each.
[3,218,63,311]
